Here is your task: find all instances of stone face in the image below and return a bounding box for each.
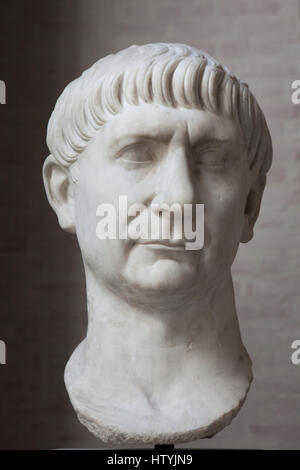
[42,43,272,444]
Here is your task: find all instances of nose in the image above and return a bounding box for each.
[152,145,196,208]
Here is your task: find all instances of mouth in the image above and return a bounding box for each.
[136,240,186,251]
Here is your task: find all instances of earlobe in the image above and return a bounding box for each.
[241,174,266,244]
[42,155,76,233]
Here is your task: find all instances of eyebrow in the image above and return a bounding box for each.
[108,131,230,155]
[109,132,172,151]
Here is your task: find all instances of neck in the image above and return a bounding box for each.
[65,269,252,444]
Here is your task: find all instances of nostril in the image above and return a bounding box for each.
[143,194,156,207]
[152,203,171,215]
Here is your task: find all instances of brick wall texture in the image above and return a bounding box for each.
[0,0,299,449]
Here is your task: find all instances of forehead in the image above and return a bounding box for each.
[95,104,244,150]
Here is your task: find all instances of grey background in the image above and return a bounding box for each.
[0,0,299,449]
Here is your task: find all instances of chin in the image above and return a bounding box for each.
[127,258,198,292]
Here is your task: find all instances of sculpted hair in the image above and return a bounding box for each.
[47,43,272,177]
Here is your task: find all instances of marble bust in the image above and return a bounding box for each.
[42,43,272,444]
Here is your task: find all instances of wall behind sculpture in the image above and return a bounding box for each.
[0,0,299,449]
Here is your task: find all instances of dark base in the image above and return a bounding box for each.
[154,444,175,451]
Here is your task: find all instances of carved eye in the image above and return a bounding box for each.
[193,149,226,169]
[118,144,154,164]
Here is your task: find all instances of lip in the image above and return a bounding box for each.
[137,241,186,251]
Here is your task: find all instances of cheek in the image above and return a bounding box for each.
[73,187,98,268]
[73,166,137,276]
[72,164,108,266]
[202,175,247,260]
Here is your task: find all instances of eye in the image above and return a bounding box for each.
[193,148,226,169]
[117,143,154,165]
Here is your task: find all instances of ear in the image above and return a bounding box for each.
[42,155,76,233]
[241,174,266,243]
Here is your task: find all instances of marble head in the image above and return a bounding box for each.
[42,43,272,444]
